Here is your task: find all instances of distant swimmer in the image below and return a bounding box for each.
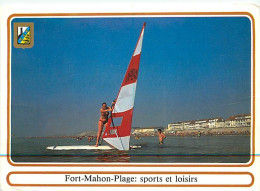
[76,137,82,141]
[95,102,115,147]
[135,135,140,140]
[158,129,166,145]
[88,136,93,142]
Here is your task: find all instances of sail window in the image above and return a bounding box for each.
[109,129,117,135]
[111,117,123,127]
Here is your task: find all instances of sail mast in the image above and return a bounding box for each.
[102,23,146,150]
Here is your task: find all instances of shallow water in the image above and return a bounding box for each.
[11,135,251,163]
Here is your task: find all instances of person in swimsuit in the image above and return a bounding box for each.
[158,129,166,145]
[95,102,115,147]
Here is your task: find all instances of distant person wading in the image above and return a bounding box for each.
[158,129,166,145]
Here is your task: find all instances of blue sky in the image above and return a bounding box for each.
[11,16,251,137]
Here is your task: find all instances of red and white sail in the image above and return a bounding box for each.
[102,23,146,150]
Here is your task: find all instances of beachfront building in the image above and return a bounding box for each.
[168,121,196,131]
[183,121,195,129]
[166,113,251,132]
[168,120,197,130]
[167,117,227,131]
[225,114,251,128]
[194,119,209,129]
[168,122,183,131]
[208,118,225,128]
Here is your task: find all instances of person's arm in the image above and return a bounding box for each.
[111,102,116,110]
[162,134,166,139]
[100,107,113,112]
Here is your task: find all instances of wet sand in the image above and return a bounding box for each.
[133,127,250,137]
[175,126,250,134]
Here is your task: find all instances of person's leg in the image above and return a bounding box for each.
[95,121,104,147]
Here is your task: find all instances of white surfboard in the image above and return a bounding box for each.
[46,145,141,150]
[130,145,141,149]
[46,145,114,150]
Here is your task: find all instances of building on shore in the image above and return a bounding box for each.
[183,121,195,130]
[168,118,224,131]
[167,114,250,131]
[167,122,184,131]
[131,114,251,135]
[194,119,209,129]
[225,114,251,128]
[208,117,225,128]
[167,120,195,131]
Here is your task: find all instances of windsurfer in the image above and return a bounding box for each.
[95,102,115,147]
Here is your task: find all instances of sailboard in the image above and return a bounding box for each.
[46,145,114,150]
[46,145,141,150]
[46,23,146,151]
[102,23,146,150]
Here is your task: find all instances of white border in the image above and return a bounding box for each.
[0,2,259,191]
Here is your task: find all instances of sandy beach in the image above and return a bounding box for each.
[172,126,250,136]
[133,127,250,137]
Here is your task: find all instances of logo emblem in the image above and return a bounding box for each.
[13,23,34,48]
[124,69,138,83]
[17,26,31,44]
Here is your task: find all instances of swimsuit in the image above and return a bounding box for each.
[100,108,109,124]
[99,119,108,124]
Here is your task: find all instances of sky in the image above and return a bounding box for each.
[11,16,251,137]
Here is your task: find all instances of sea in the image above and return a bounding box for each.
[11,135,251,163]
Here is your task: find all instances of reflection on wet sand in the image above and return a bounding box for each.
[95,150,130,162]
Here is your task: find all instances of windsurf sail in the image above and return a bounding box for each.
[102,23,146,150]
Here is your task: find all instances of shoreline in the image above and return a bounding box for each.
[133,127,250,137]
[15,127,251,139]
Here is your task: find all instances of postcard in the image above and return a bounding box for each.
[0,0,259,190]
